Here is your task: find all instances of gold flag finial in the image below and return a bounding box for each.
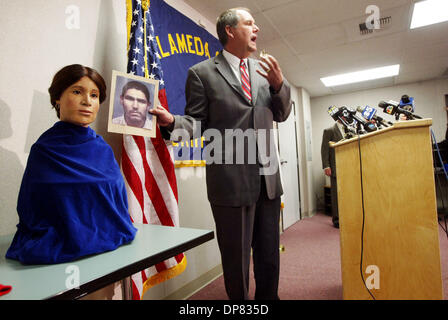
[142,0,150,11]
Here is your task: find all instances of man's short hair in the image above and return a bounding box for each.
[121,80,150,103]
[216,7,250,47]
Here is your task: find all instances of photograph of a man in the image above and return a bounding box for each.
[108,71,158,138]
[113,80,153,129]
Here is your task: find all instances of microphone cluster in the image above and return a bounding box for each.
[378,100,422,120]
[327,97,423,139]
[328,105,378,138]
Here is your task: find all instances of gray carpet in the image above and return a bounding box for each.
[189,213,448,300]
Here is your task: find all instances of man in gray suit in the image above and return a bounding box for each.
[321,121,344,228]
[151,7,291,300]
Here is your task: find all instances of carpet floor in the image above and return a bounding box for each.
[188,213,448,300]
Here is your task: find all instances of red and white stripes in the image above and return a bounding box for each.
[240,59,252,103]
[121,129,184,299]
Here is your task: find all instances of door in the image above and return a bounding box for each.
[277,101,301,229]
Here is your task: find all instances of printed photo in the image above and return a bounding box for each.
[108,70,159,138]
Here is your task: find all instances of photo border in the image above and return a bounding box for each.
[107,70,159,138]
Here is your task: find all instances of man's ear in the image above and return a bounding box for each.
[225,25,234,40]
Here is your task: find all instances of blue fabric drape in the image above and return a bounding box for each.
[6,121,137,264]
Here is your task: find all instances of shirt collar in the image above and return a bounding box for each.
[336,121,345,137]
[222,49,248,70]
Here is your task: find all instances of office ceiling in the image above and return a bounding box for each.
[183,0,448,97]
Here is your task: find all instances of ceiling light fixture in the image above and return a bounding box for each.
[410,0,448,29]
[320,64,400,87]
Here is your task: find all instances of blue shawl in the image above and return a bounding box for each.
[6,121,137,264]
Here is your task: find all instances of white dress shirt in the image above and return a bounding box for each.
[222,49,249,85]
[112,115,152,130]
[336,121,345,138]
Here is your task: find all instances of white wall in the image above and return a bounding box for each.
[0,0,126,236]
[0,0,129,298]
[311,79,448,210]
[301,88,316,217]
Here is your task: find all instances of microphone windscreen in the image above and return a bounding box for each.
[328,106,340,120]
[378,101,388,109]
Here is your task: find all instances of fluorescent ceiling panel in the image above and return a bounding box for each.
[410,0,448,29]
[320,64,400,87]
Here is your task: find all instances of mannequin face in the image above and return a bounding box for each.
[57,76,100,127]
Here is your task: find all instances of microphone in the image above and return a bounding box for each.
[328,105,341,121]
[356,106,393,128]
[327,106,356,138]
[379,100,422,120]
[328,106,376,136]
[345,106,377,133]
[399,95,415,112]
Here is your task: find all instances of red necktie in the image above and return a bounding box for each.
[240,59,252,103]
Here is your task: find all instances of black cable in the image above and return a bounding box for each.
[445,213,448,240]
[357,134,376,300]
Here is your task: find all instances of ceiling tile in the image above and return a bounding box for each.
[297,32,404,78]
[252,12,281,43]
[405,21,448,47]
[402,42,448,63]
[397,57,448,85]
[252,0,298,12]
[284,24,347,55]
[253,38,298,66]
[341,4,411,44]
[183,0,261,22]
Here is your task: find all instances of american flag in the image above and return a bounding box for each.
[124,0,186,300]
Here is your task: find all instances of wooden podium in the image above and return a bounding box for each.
[331,119,443,300]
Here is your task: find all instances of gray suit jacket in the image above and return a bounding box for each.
[167,52,291,206]
[321,123,344,177]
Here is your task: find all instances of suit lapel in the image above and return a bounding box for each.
[333,123,344,141]
[214,53,252,105]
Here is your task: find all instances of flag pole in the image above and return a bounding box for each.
[121,277,133,300]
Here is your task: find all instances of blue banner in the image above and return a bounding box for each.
[150,0,222,165]
[150,0,222,116]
